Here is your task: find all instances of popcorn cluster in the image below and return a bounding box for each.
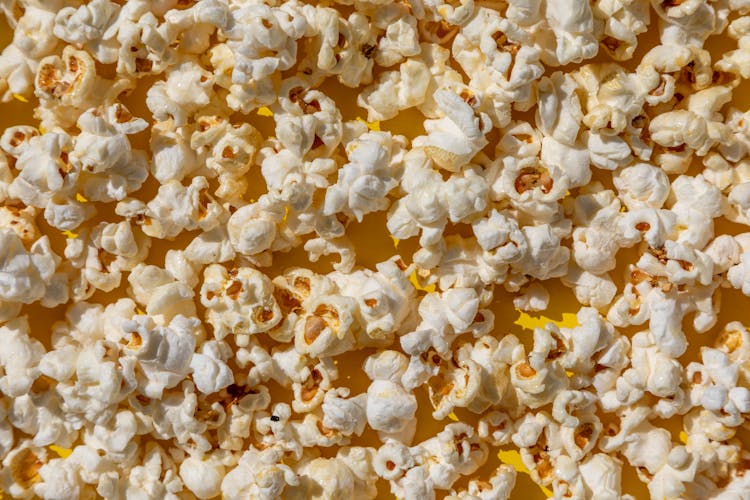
[2,0,750,498]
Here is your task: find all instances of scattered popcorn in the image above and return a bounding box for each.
[1,1,750,498]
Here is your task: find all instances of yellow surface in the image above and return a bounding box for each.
[2,7,750,500]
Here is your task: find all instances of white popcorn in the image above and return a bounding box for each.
[426,340,497,419]
[72,104,149,203]
[388,151,490,247]
[223,2,307,112]
[275,85,344,156]
[563,266,618,309]
[414,423,488,490]
[540,135,591,189]
[191,116,261,203]
[331,258,417,340]
[375,442,418,494]
[0,317,45,398]
[322,388,367,437]
[200,264,282,341]
[447,464,516,500]
[149,120,201,185]
[574,64,646,134]
[293,293,358,358]
[324,131,405,222]
[227,195,285,257]
[0,5,60,102]
[222,448,298,500]
[35,46,130,131]
[412,89,492,172]
[0,230,63,309]
[0,442,49,498]
[179,453,225,500]
[512,282,549,312]
[358,56,431,122]
[614,163,670,210]
[190,340,234,395]
[511,335,570,409]
[542,0,598,66]
[400,287,480,358]
[536,71,583,145]
[366,380,417,437]
[126,176,225,240]
[162,0,229,54]
[33,456,83,500]
[7,131,86,230]
[585,130,632,170]
[53,0,121,64]
[0,3,747,497]
[376,16,420,67]
[617,331,683,403]
[490,157,568,223]
[452,7,544,114]
[63,220,151,296]
[371,42,464,121]
[288,454,376,500]
[120,314,198,399]
[115,442,184,498]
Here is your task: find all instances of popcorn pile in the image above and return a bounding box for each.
[3,0,750,498]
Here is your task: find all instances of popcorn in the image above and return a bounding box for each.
[293,293,359,358]
[614,163,670,210]
[536,71,583,145]
[72,104,149,203]
[0,5,60,102]
[0,317,45,398]
[0,441,49,498]
[400,287,480,358]
[452,7,543,124]
[289,453,376,500]
[150,119,200,184]
[122,176,225,240]
[190,340,234,395]
[331,258,417,340]
[0,230,64,309]
[366,379,418,438]
[120,314,198,399]
[35,46,131,131]
[313,10,378,88]
[273,85,343,160]
[542,0,598,66]
[180,453,225,499]
[53,0,122,64]
[0,2,748,497]
[322,388,367,437]
[376,15,420,67]
[511,332,570,409]
[358,56,431,122]
[127,263,196,323]
[221,447,298,500]
[512,282,549,312]
[223,2,308,112]
[200,264,282,341]
[414,422,488,490]
[227,196,285,258]
[115,442,184,498]
[324,131,405,222]
[412,89,492,172]
[190,116,261,202]
[447,464,516,500]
